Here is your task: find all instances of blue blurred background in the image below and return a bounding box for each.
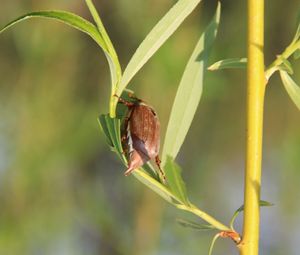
[0,0,300,254]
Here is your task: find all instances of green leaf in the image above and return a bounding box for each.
[98,114,126,163]
[176,218,216,231]
[1,11,106,50]
[229,200,273,229]
[0,10,120,92]
[162,3,221,163]
[98,115,114,148]
[85,0,114,54]
[293,9,300,42]
[208,58,247,71]
[293,49,300,59]
[280,71,300,111]
[279,58,294,75]
[164,156,189,205]
[132,169,179,204]
[85,0,122,88]
[116,0,203,96]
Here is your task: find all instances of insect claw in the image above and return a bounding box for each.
[124,167,134,176]
[155,156,167,184]
[121,135,127,142]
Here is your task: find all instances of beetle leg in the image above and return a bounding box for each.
[155,156,166,183]
[121,145,128,155]
[121,134,127,142]
[124,168,134,176]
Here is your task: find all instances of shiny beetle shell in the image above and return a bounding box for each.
[120,99,162,177]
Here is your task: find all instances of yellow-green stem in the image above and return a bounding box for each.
[239,0,265,254]
[178,204,230,231]
[133,169,231,232]
[265,40,300,81]
[109,92,117,118]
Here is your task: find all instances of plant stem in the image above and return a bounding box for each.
[265,40,300,81]
[184,204,231,231]
[109,92,118,118]
[133,170,231,231]
[239,0,265,254]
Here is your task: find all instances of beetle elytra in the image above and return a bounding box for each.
[117,95,166,182]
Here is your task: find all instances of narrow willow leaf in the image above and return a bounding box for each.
[85,0,114,53]
[0,11,119,92]
[208,58,247,71]
[116,0,202,96]
[98,114,126,163]
[177,219,216,231]
[85,0,121,86]
[293,10,300,42]
[293,49,300,59]
[0,11,106,50]
[132,169,180,205]
[162,3,221,163]
[281,58,294,75]
[164,156,189,205]
[229,200,273,229]
[98,115,114,147]
[280,71,300,111]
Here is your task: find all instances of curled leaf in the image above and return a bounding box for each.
[229,200,273,230]
[280,71,300,111]
[0,11,107,51]
[208,58,247,71]
[208,233,221,255]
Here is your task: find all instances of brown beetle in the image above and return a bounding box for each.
[117,95,165,181]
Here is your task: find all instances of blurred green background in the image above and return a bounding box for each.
[0,0,300,254]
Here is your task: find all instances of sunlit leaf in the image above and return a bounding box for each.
[208,58,247,71]
[0,11,106,50]
[164,156,189,205]
[0,10,120,92]
[162,3,221,163]
[229,200,273,229]
[85,0,121,88]
[280,71,300,111]
[176,218,216,231]
[116,0,203,96]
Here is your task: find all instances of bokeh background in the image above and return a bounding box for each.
[0,0,300,254]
